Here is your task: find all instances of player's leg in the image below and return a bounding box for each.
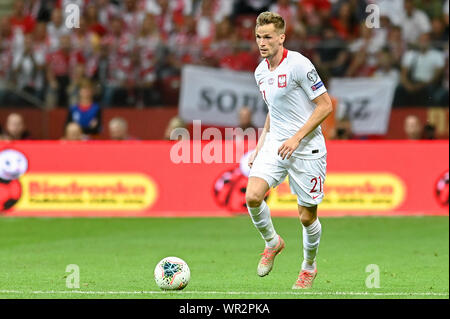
[291,204,322,289]
[287,155,326,288]
[298,204,321,273]
[246,177,285,277]
[246,176,279,247]
[246,149,287,277]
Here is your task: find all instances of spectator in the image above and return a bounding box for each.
[108,117,135,140]
[167,15,202,69]
[218,38,258,72]
[233,106,257,141]
[386,25,406,68]
[376,0,405,26]
[84,3,108,38]
[195,0,218,45]
[33,22,50,55]
[346,22,386,77]
[24,0,53,23]
[86,39,109,97]
[313,24,349,77]
[404,115,422,139]
[11,34,46,105]
[66,79,102,135]
[269,0,297,33]
[136,14,163,106]
[9,0,36,35]
[393,33,446,107]
[0,18,13,105]
[46,34,86,108]
[430,17,448,50]
[67,63,87,107]
[100,17,136,107]
[332,0,368,23]
[122,0,146,35]
[145,0,177,40]
[210,17,236,64]
[97,0,120,26]
[238,106,256,131]
[330,1,359,41]
[70,16,96,57]
[0,113,31,140]
[46,8,70,52]
[373,49,400,84]
[400,0,432,45]
[62,122,86,141]
[164,116,186,140]
[194,0,233,25]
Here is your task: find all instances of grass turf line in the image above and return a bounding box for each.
[0,216,448,299]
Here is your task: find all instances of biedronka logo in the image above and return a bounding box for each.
[15,174,157,211]
[267,173,406,211]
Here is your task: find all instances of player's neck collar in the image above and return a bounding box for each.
[266,48,288,71]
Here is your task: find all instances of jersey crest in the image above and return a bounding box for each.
[278,74,287,88]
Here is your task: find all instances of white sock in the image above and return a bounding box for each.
[302,218,322,271]
[247,201,278,248]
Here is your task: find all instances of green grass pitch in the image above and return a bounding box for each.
[0,216,448,299]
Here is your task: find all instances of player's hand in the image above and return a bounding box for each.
[278,136,301,160]
[248,150,258,168]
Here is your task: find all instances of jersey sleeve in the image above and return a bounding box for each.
[292,56,327,101]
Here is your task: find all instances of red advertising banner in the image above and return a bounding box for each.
[0,141,448,217]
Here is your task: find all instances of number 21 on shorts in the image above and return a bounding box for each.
[310,176,323,199]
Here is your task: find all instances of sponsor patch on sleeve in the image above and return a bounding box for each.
[311,81,324,91]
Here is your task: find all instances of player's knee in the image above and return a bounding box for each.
[245,191,264,208]
[300,207,317,226]
[301,214,315,226]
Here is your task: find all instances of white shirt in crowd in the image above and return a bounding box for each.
[402,49,445,83]
[400,9,432,44]
[47,23,71,52]
[12,50,46,90]
[375,0,431,44]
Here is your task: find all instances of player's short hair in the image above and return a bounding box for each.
[255,11,286,34]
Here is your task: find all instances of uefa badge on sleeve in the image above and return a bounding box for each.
[307,69,318,83]
[278,74,287,88]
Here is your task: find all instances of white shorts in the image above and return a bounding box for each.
[249,141,327,207]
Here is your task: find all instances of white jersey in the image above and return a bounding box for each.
[255,48,327,159]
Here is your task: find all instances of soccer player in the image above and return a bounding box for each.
[246,12,333,289]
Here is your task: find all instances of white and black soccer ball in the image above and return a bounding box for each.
[154,257,190,290]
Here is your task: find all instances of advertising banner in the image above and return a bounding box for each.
[0,141,448,217]
[179,65,267,127]
[329,77,397,135]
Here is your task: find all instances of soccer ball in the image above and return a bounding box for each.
[154,257,190,290]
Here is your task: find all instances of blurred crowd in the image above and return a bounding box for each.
[0,0,448,110]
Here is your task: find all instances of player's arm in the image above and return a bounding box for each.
[248,113,270,168]
[278,92,333,160]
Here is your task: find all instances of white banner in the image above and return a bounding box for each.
[329,77,396,135]
[179,65,267,127]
